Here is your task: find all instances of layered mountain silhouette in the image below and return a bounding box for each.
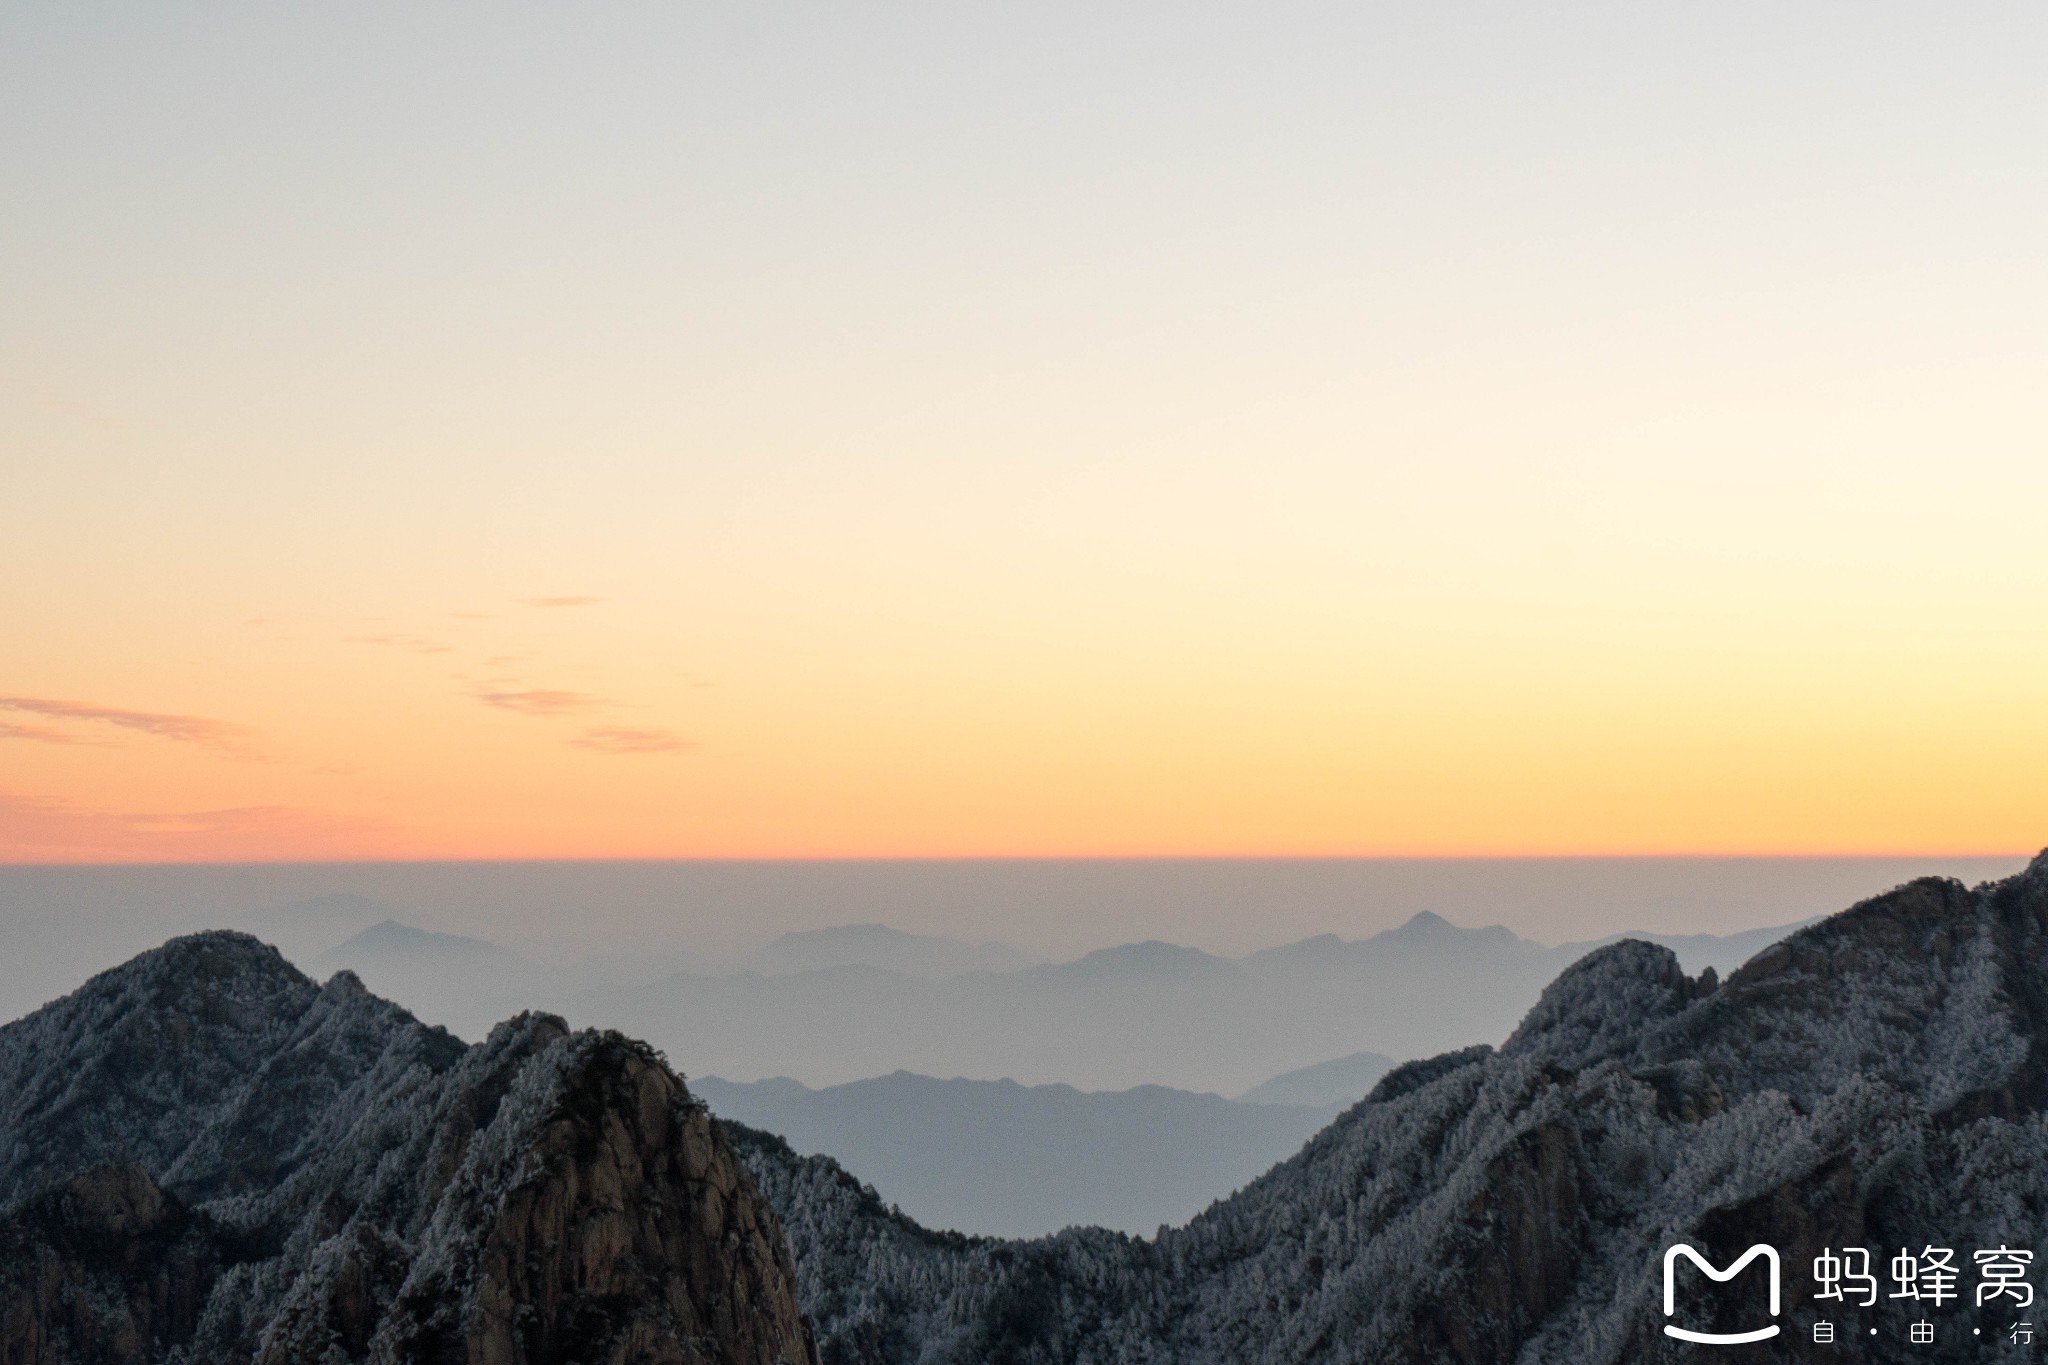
[241,892,408,961]
[728,855,2048,1363]
[691,1072,1337,1237]
[0,934,814,1365]
[576,915,1811,1094]
[183,895,1812,1098]
[1236,1050,1396,1108]
[6,861,2043,1363]
[310,918,546,1033]
[0,889,1811,1097]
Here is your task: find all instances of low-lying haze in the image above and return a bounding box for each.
[0,856,2024,1085]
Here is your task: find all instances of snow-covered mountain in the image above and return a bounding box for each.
[6,859,2036,1363]
[0,933,814,1364]
[730,855,2048,1363]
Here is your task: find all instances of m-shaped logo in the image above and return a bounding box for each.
[1663,1244,1781,1344]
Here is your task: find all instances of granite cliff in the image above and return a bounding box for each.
[0,933,815,1365]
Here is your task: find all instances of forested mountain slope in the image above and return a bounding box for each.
[729,854,2048,1365]
[0,933,815,1365]
[10,854,2047,1364]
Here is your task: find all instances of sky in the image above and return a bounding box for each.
[3,3,2046,862]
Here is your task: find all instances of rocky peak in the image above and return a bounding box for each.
[0,935,817,1365]
[724,855,2048,1365]
[0,932,328,1205]
[2019,845,2048,882]
[1499,938,1693,1070]
[1636,872,2033,1112]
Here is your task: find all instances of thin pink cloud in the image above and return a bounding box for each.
[0,696,261,759]
[0,720,91,745]
[476,689,605,716]
[570,727,693,755]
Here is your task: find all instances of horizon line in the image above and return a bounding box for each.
[0,849,2036,871]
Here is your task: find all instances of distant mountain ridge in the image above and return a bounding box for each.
[316,917,524,967]
[239,891,408,961]
[581,913,1813,1093]
[692,1070,1334,1236]
[0,889,1819,1097]
[1236,1050,1396,1108]
[309,918,540,1034]
[180,909,1819,1095]
[729,852,2048,1364]
[0,858,2018,1032]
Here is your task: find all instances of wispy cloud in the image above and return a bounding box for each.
[570,727,693,754]
[351,633,453,655]
[0,697,261,759]
[0,720,91,745]
[525,595,603,608]
[476,689,605,716]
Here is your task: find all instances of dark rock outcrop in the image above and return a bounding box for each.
[0,934,815,1365]
[0,1163,221,1365]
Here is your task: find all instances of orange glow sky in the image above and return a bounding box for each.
[4,4,2046,862]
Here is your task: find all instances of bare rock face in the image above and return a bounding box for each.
[368,1037,813,1365]
[0,934,816,1365]
[0,1163,220,1365]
